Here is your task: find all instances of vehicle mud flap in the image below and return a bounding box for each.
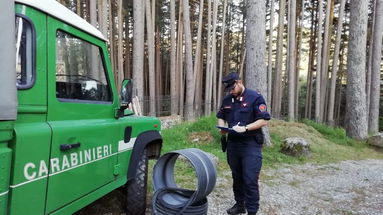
[127,130,162,181]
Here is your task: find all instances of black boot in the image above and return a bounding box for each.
[247,213,257,215]
[226,202,246,215]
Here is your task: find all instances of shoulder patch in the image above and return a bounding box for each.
[259,104,267,112]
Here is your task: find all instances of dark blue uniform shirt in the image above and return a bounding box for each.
[217,88,271,146]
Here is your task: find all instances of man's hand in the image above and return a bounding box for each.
[220,130,228,135]
[232,124,246,133]
[218,118,228,134]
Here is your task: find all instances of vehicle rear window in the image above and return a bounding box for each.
[55,31,112,103]
[15,15,35,89]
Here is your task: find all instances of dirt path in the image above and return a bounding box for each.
[208,159,383,215]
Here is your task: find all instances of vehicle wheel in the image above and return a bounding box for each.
[126,148,148,215]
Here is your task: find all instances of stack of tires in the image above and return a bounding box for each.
[152,148,217,215]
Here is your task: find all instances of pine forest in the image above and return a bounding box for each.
[57,0,383,140]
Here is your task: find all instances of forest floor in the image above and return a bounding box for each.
[209,159,383,215]
[76,116,383,215]
[76,158,383,215]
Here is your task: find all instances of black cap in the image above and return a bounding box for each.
[222,72,239,92]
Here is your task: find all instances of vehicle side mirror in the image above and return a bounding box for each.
[121,79,133,105]
[116,79,133,118]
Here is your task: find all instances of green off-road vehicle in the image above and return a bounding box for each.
[0,0,162,214]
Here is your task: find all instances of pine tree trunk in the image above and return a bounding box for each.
[218,0,228,108]
[195,55,203,117]
[145,0,156,116]
[98,0,108,37]
[182,0,194,120]
[109,0,116,82]
[211,0,219,111]
[124,9,132,79]
[246,0,271,146]
[320,0,333,122]
[116,0,124,89]
[205,0,212,115]
[295,0,304,119]
[224,5,231,75]
[133,0,145,103]
[224,6,231,75]
[170,0,178,115]
[328,0,346,127]
[176,4,184,117]
[305,2,317,119]
[76,0,81,16]
[124,36,131,78]
[88,0,99,81]
[267,0,275,111]
[239,48,246,78]
[335,75,343,125]
[156,28,162,114]
[368,0,383,134]
[345,0,368,140]
[366,0,376,121]
[315,0,323,123]
[194,0,205,116]
[287,0,297,120]
[272,0,286,118]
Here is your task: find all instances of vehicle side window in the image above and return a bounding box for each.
[16,16,35,89]
[55,31,112,102]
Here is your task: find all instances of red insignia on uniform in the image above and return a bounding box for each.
[259,104,267,112]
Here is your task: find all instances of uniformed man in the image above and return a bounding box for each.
[216,72,270,215]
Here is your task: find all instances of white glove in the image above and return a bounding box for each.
[232,124,246,133]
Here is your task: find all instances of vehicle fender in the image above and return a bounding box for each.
[127,130,162,181]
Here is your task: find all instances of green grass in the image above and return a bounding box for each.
[161,116,224,160]
[302,119,358,146]
[159,115,383,187]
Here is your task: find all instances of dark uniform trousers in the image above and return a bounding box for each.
[217,88,270,214]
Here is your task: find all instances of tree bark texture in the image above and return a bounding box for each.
[205,0,212,115]
[287,0,297,120]
[155,28,162,113]
[267,0,275,111]
[182,0,194,120]
[366,0,376,121]
[369,0,383,134]
[245,0,271,146]
[345,0,368,140]
[218,0,228,108]
[295,0,305,119]
[176,3,184,116]
[194,0,204,112]
[145,0,156,116]
[315,0,323,123]
[170,0,178,115]
[133,0,145,103]
[272,0,286,118]
[305,2,317,119]
[108,1,116,78]
[328,0,346,126]
[211,0,219,110]
[319,0,333,122]
[117,0,124,89]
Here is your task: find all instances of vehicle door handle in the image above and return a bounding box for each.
[60,143,81,151]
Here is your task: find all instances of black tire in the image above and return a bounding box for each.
[126,148,149,215]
